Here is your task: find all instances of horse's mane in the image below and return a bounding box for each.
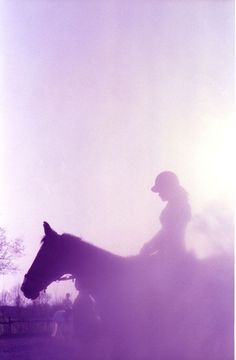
[61,233,125,260]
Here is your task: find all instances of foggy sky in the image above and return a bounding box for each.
[0,1,234,295]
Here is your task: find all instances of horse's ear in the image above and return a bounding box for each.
[43,222,57,237]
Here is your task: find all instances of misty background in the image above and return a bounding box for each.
[0,1,234,298]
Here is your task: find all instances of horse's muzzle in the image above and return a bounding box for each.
[21,276,40,300]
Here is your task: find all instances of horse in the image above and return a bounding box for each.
[21,222,234,360]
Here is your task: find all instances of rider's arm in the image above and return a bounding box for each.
[139,229,166,255]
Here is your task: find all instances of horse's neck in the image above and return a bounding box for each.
[63,234,125,289]
[63,234,112,274]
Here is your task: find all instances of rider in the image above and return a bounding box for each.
[140,171,191,261]
[63,292,73,322]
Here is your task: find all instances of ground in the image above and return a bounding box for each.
[0,336,84,360]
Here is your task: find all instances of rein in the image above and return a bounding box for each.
[56,275,75,282]
[23,272,76,293]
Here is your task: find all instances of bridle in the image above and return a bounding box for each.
[23,232,78,295]
[23,271,76,293]
[23,272,51,292]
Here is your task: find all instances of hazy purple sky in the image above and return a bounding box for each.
[0,1,234,295]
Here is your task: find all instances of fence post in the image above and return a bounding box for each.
[8,316,12,335]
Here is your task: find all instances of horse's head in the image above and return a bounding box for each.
[21,222,70,300]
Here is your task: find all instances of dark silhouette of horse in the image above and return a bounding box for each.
[21,221,233,360]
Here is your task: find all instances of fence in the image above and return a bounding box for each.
[0,316,53,336]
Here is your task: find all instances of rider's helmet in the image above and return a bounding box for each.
[151,171,179,193]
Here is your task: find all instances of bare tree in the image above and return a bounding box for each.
[8,284,29,307]
[0,289,11,306]
[0,227,24,274]
[33,291,52,306]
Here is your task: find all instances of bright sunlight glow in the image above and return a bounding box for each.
[193,115,235,207]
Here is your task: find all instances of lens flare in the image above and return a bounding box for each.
[193,117,235,207]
